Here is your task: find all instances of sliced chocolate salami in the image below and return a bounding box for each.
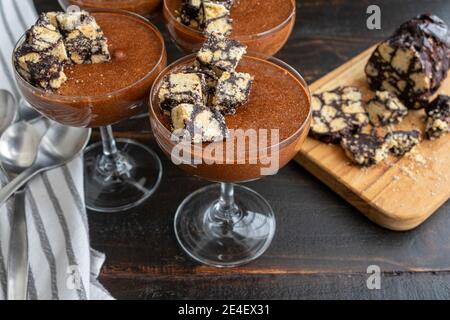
[171,103,228,143]
[425,94,450,139]
[212,71,253,115]
[202,1,233,36]
[341,133,388,166]
[195,34,247,76]
[310,87,369,144]
[158,72,208,112]
[56,11,111,64]
[385,130,421,156]
[14,12,68,90]
[366,90,408,126]
[15,44,67,90]
[365,14,450,109]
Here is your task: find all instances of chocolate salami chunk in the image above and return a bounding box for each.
[310,87,369,144]
[171,103,228,143]
[25,13,68,63]
[385,130,421,156]
[56,11,111,64]
[158,72,208,111]
[425,95,450,140]
[202,1,232,36]
[15,44,67,90]
[367,91,408,126]
[195,34,247,76]
[181,65,219,98]
[180,0,233,32]
[365,14,450,109]
[14,13,68,90]
[212,71,253,114]
[341,133,388,167]
[180,0,203,28]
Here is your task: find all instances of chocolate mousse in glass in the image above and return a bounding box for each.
[13,9,167,212]
[59,0,162,17]
[163,0,296,56]
[149,53,311,267]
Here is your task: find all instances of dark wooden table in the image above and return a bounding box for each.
[35,0,450,299]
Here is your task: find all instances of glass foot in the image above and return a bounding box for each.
[84,138,162,213]
[175,184,276,268]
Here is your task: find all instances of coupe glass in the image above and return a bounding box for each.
[162,0,296,56]
[149,54,311,267]
[13,10,167,212]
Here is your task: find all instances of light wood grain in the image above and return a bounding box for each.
[295,46,450,231]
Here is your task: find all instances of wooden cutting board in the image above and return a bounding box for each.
[295,46,450,231]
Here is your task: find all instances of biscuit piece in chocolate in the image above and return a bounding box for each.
[158,72,208,111]
[365,14,450,109]
[367,91,408,126]
[385,130,421,156]
[14,13,69,90]
[202,1,232,36]
[56,11,111,64]
[195,34,247,76]
[425,95,450,140]
[180,0,203,28]
[180,0,234,31]
[15,45,67,90]
[341,133,388,166]
[212,71,253,114]
[171,103,228,143]
[25,13,69,63]
[310,87,369,144]
[181,65,219,98]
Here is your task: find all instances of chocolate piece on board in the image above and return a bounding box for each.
[341,133,388,166]
[425,94,450,140]
[385,130,421,156]
[365,14,450,109]
[310,87,369,144]
[367,90,408,126]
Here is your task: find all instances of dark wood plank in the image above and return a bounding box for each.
[100,272,450,300]
[33,0,450,299]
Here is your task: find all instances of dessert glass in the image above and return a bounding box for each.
[13,10,167,213]
[149,54,311,267]
[163,0,296,56]
[58,0,162,17]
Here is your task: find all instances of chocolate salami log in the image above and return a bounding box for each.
[365,14,450,109]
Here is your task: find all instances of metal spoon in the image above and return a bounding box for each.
[0,89,18,136]
[0,118,50,300]
[0,123,91,206]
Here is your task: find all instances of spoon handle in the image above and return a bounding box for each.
[7,189,29,300]
[0,167,40,207]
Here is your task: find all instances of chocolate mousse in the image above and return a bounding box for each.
[14,10,166,127]
[164,0,296,56]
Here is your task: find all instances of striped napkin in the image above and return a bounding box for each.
[0,0,113,300]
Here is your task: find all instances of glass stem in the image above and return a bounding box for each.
[213,183,242,225]
[100,125,118,160]
[97,125,130,177]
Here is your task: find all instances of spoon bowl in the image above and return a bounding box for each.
[0,123,91,206]
[0,122,41,173]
